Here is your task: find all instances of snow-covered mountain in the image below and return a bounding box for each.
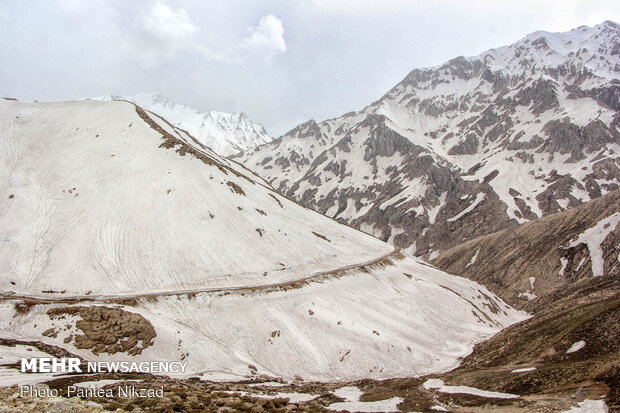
[241,21,620,259]
[0,98,525,382]
[95,93,272,156]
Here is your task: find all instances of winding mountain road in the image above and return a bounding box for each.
[0,247,401,304]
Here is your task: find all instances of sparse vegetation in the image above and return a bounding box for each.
[227,181,246,195]
[133,106,259,184]
[312,231,331,242]
[269,193,283,208]
[13,302,34,316]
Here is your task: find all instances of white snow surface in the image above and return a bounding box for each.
[94,93,272,156]
[561,399,608,413]
[569,212,620,276]
[447,193,486,222]
[328,386,403,412]
[0,99,527,383]
[0,99,392,297]
[511,367,536,373]
[466,248,480,268]
[566,340,586,354]
[559,258,569,277]
[423,379,519,399]
[0,344,67,386]
[0,252,527,381]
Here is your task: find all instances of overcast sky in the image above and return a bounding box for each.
[1,0,619,136]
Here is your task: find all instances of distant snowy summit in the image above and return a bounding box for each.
[94,93,272,156]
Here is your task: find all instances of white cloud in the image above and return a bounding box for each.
[141,1,196,46]
[130,1,202,66]
[240,15,287,63]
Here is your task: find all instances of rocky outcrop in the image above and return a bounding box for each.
[541,119,617,162]
[47,306,156,356]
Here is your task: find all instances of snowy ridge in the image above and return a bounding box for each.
[95,93,272,156]
[0,99,388,297]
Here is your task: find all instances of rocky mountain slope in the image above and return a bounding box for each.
[321,192,619,412]
[0,98,526,382]
[357,281,619,412]
[358,191,620,411]
[241,21,620,259]
[434,188,620,313]
[96,93,272,156]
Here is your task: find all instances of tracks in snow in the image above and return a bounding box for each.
[0,247,401,305]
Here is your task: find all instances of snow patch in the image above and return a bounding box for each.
[557,198,569,209]
[466,248,480,268]
[561,399,608,412]
[427,192,446,225]
[447,193,485,222]
[559,257,568,277]
[248,381,288,387]
[511,367,536,373]
[328,386,404,412]
[569,212,620,276]
[566,340,586,354]
[423,379,519,399]
[518,291,537,301]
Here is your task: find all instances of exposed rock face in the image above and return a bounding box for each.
[433,189,620,313]
[47,306,156,356]
[241,21,620,258]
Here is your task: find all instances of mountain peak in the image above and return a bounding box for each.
[600,19,620,29]
[93,93,273,156]
[242,20,620,260]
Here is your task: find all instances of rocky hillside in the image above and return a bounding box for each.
[96,93,272,156]
[241,21,620,259]
[357,280,620,412]
[433,188,620,312]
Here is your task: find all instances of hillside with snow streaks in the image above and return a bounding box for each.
[0,98,526,381]
[434,189,620,312]
[0,99,389,297]
[96,93,272,156]
[241,21,620,258]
